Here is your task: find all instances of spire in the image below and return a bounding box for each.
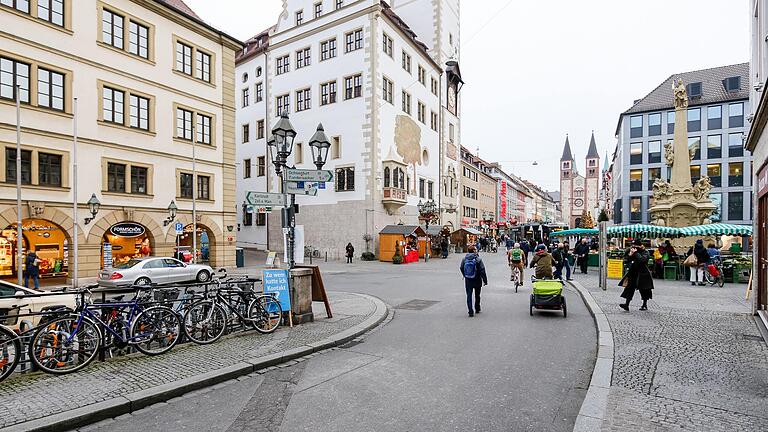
[602,151,609,173]
[586,130,599,159]
[560,135,574,161]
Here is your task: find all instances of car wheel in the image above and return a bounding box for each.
[135,277,151,286]
[196,270,210,283]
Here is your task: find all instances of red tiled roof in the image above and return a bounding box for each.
[158,0,200,19]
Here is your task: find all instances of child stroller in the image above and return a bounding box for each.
[529,277,566,317]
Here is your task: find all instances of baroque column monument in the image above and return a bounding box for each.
[649,79,716,246]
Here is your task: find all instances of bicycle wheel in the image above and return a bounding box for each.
[0,326,21,383]
[130,306,182,356]
[717,275,725,288]
[183,300,227,344]
[248,295,282,334]
[28,316,101,375]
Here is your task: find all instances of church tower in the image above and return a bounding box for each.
[585,132,600,216]
[560,135,575,226]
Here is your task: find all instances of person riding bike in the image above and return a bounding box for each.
[530,244,555,280]
[508,242,525,282]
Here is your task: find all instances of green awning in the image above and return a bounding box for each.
[550,228,599,237]
[606,223,753,239]
[607,224,679,239]
[677,223,752,237]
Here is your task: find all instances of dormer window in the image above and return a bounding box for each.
[687,82,702,98]
[295,10,303,26]
[723,76,741,92]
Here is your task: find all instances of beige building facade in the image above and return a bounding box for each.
[0,0,241,284]
[459,145,495,231]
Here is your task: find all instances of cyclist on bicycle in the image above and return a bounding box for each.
[508,243,525,282]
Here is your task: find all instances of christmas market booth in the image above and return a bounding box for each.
[450,227,483,253]
[378,225,429,263]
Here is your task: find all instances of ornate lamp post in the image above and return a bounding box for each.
[84,194,101,225]
[308,124,331,170]
[163,200,178,226]
[418,199,438,262]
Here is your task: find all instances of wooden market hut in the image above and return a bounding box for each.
[450,227,483,253]
[378,225,428,262]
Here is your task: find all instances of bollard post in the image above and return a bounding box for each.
[599,221,608,291]
[325,251,328,262]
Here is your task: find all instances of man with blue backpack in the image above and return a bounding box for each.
[460,245,488,317]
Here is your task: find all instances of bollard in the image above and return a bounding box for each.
[325,251,328,262]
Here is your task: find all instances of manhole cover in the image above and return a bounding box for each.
[742,334,765,342]
[395,299,440,310]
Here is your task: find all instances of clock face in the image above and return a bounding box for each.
[574,198,584,207]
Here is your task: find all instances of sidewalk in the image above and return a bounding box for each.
[570,271,768,431]
[0,292,388,432]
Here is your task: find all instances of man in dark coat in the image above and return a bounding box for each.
[574,239,590,274]
[619,239,654,311]
[689,239,710,286]
[460,245,488,317]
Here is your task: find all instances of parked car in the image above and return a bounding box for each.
[0,280,77,332]
[97,257,214,288]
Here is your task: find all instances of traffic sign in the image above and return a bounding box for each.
[286,181,319,196]
[174,222,184,235]
[246,191,287,207]
[286,169,333,182]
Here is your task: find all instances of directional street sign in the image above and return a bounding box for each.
[246,191,287,207]
[287,181,319,196]
[286,169,333,183]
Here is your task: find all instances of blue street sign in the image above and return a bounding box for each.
[263,269,291,311]
[174,222,184,235]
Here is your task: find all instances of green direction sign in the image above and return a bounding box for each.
[245,191,286,207]
[285,169,333,183]
[286,181,319,196]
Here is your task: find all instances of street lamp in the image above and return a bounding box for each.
[308,123,331,170]
[268,111,298,268]
[163,200,178,226]
[418,199,438,262]
[84,193,100,225]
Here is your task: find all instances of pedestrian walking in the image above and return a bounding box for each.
[460,245,487,317]
[688,239,710,286]
[574,239,590,274]
[562,241,573,280]
[520,241,530,266]
[345,242,354,264]
[440,237,449,259]
[24,250,41,289]
[619,239,654,311]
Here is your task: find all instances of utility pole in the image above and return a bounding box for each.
[72,98,79,288]
[15,85,22,286]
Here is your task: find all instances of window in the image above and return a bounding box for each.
[729,103,744,127]
[256,66,262,77]
[314,2,322,18]
[321,80,337,105]
[707,106,722,130]
[629,197,642,222]
[175,108,193,140]
[706,135,721,159]
[382,77,393,104]
[431,77,438,96]
[710,192,722,222]
[242,124,249,143]
[419,178,425,198]
[648,167,661,190]
[630,142,642,164]
[687,108,701,132]
[296,47,311,69]
[332,136,341,159]
[5,148,31,184]
[256,213,266,226]
[243,158,251,179]
[401,90,411,114]
[296,88,311,112]
[197,175,210,200]
[723,76,740,92]
[629,169,642,191]
[687,82,702,98]
[1,0,30,13]
[242,88,249,107]
[344,74,362,99]
[383,33,393,57]
[667,111,675,134]
[255,82,263,102]
[0,57,30,103]
[728,192,743,220]
[335,166,354,191]
[256,120,265,139]
[629,115,642,138]
[128,21,149,59]
[107,162,126,192]
[257,156,265,176]
[430,111,438,132]
[417,101,426,123]
[690,165,701,184]
[728,162,743,186]
[383,167,390,187]
[38,0,64,26]
[242,205,252,226]
[276,94,290,115]
[129,94,149,130]
[102,9,124,49]
[418,65,426,85]
[427,181,433,200]
[179,172,193,198]
[688,137,701,160]
[728,133,743,157]
[449,123,455,142]
[130,166,147,194]
[294,143,303,164]
[175,41,193,75]
[648,113,661,136]
[320,38,337,60]
[401,51,411,73]
[195,51,210,82]
[196,114,211,145]
[345,29,363,52]
[102,87,125,124]
[37,152,61,187]
[707,164,721,187]
[295,10,303,25]
[335,0,343,9]
[37,68,64,111]
[276,55,290,75]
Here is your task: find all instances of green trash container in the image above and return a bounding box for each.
[235,247,244,268]
[587,253,599,267]
[664,265,677,280]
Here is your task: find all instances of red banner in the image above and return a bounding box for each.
[499,182,508,221]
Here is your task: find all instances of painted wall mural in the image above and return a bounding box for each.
[395,115,423,194]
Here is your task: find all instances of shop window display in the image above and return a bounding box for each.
[101,222,152,269]
[0,219,69,279]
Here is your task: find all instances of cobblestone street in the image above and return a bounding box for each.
[570,271,768,431]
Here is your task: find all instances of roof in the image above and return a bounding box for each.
[453,227,483,235]
[379,225,425,236]
[420,225,443,236]
[586,131,599,158]
[159,0,199,19]
[561,135,574,161]
[152,0,242,48]
[548,191,560,202]
[381,1,438,70]
[622,63,749,115]
[236,27,272,64]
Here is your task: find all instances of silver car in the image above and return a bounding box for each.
[97,257,214,287]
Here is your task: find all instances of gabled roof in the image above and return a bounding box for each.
[586,131,599,159]
[602,152,609,173]
[379,225,426,236]
[159,0,199,18]
[561,135,574,162]
[381,1,439,71]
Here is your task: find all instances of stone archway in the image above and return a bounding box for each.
[166,214,223,267]
[86,210,165,271]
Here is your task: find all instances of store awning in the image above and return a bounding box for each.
[607,224,679,239]
[677,223,752,237]
[550,228,599,237]
[453,227,483,236]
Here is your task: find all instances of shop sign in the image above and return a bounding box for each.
[607,259,623,279]
[110,222,146,238]
[758,163,768,198]
[103,243,113,270]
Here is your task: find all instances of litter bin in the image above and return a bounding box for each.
[236,247,244,268]
[587,253,599,267]
[664,265,677,281]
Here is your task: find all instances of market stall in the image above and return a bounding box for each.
[450,227,482,253]
[378,225,428,262]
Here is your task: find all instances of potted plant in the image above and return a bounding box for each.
[392,242,404,264]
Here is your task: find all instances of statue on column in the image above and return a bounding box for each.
[664,142,674,166]
[673,78,688,109]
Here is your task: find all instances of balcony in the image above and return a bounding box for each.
[382,187,407,213]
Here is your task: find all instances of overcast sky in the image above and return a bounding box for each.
[185,0,749,191]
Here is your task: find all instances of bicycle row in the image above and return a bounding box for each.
[0,276,283,383]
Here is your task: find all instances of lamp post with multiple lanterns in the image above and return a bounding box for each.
[417,199,439,262]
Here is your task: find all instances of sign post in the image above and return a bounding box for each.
[263,269,292,327]
[285,169,333,183]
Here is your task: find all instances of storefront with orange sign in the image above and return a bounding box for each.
[0,218,69,280]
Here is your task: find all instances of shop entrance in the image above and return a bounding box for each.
[0,218,70,281]
[101,222,153,269]
[176,224,213,264]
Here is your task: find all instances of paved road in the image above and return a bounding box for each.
[86,252,596,432]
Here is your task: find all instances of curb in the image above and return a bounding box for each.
[1,293,390,432]
[566,280,614,432]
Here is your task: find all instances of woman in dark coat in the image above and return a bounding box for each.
[619,239,654,311]
[345,243,354,264]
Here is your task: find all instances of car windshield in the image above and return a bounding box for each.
[114,259,143,270]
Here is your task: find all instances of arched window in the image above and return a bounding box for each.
[384,167,391,187]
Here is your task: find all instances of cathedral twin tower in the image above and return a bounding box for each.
[559,132,601,228]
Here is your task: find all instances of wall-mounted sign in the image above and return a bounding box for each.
[109,222,146,238]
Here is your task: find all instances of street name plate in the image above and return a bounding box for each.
[286,169,333,182]
[287,181,319,196]
[246,191,286,207]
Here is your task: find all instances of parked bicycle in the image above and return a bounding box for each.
[0,323,21,383]
[702,259,725,288]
